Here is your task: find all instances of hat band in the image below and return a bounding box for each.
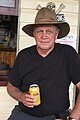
[35,18,57,24]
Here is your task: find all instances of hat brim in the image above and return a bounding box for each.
[22,22,70,39]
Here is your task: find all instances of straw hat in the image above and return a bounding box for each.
[22,7,70,39]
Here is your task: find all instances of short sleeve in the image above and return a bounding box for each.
[69,47,80,85]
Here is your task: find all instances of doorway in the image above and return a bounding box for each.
[0,0,19,86]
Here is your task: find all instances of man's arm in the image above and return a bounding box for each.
[7,82,36,108]
[69,82,80,120]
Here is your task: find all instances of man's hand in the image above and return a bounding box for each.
[21,92,36,108]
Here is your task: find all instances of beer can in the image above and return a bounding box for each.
[29,84,41,106]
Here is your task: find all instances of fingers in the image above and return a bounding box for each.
[21,92,36,108]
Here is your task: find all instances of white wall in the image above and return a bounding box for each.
[19,0,79,50]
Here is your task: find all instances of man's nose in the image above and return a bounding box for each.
[42,31,47,38]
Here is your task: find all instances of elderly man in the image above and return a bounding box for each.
[7,7,80,120]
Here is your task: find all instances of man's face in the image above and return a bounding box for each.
[33,25,59,51]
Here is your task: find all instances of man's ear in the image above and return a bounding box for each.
[55,32,59,40]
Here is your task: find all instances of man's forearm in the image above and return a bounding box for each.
[7,82,36,108]
[7,82,23,102]
[69,91,80,120]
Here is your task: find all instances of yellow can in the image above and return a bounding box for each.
[29,84,41,106]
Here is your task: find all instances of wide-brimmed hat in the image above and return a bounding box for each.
[22,7,70,39]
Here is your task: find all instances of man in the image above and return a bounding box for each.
[7,7,80,120]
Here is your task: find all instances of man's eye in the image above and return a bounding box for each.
[47,30,53,33]
[36,30,43,33]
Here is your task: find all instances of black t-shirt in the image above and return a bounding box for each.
[8,43,80,116]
